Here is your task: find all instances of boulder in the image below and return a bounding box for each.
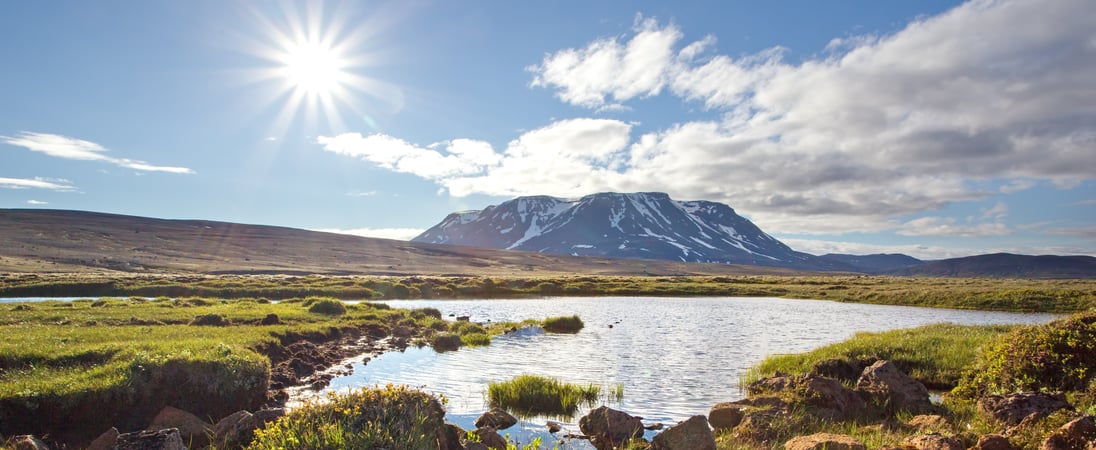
[907,415,951,431]
[709,402,746,429]
[147,405,212,448]
[579,406,645,450]
[1041,416,1096,450]
[784,433,866,450]
[471,426,507,450]
[547,421,563,433]
[87,427,120,450]
[440,423,465,450]
[650,415,715,450]
[903,433,964,450]
[115,428,186,450]
[978,392,1072,427]
[213,408,285,449]
[475,407,518,430]
[856,360,934,415]
[976,434,1015,450]
[9,435,50,450]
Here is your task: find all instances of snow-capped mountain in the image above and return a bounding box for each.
[412,192,846,271]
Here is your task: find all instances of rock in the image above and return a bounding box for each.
[976,434,1014,450]
[1042,416,1096,450]
[903,433,964,450]
[471,426,507,450]
[645,422,664,430]
[213,409,284,449]
[116,428,186,450]
[579,406,645,450]
[908,415,951,431]
[440,423,465,450]
[650,415,715,450]
[813,358,870,382]
[784,433,867,450]
[476,407,518,430]
[457,315,470,321]
[709,402,747,429]
[547,421,563,433]
[147,405,213,448]
[260,313,280,325]
[9,435,50,450]
[978,392,1072,427]
[857,360,934,415]
[768,373,866,419]
[87,427,120,450]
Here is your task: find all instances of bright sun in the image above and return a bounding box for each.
[280,41,347,96]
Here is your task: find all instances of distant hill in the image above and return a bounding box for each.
[0,209,806,276]
[413,192,849,271]
[886,253,1096,279]
[818,253,923,273]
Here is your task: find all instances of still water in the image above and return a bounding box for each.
[316,296,1055,445]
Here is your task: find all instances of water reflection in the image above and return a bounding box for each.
[321,297,1055,433]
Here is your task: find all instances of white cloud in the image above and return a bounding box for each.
[1,132,194,174]
[345,190,378,197]
[0,176,75,190]
[781,238,974,260]
[25,200,48,205]
[980,201,1008,220]
[315,227,425,241]
[317,133,496,180]
[1045,226,1096,238]
[325,0,1096,235]
[897,217,1012,237]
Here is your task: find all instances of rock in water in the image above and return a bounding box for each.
[650,415,715,450]
[475,407,518,430]
[115,428,185,450]
[579,406,645,450]
[784,433,866,450]
[856,360,934,414]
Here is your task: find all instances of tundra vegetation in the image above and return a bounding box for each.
[486,374,614,418]
[0,296,540,446]
[2,273,1093,312]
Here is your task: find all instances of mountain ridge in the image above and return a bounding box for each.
[413,192,846,271]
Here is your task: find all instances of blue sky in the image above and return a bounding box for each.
[1,0,1093,260]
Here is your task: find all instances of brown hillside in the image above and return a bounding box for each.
[0,209,805,276]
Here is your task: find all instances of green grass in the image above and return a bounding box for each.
[486,374,602,418]
[0,296,532,445]
[3,274,1093,313]
[742,323,1020,390]
[954,310,1096,397]
[248,385,447,450]
[542,315,584,333]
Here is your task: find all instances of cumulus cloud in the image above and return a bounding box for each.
[1,132,194,174]
[315,227,425,241]
[0,176,75,190]
[324,0,1096,234]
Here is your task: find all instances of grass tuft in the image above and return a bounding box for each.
[487,374,601,418]
[306,298,347,316]
[542,315,584,333]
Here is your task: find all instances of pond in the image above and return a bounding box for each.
[312,296,1056,447]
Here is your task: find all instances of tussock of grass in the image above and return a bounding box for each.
[954,311,1096,397]
[460,333,491,347]
[542,315,584,333]
[249,385,446,450]
[487,374,601,418]
[743,323,1019,390]
[306,298,347,315]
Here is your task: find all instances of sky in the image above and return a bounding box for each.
[1,0,1094,260]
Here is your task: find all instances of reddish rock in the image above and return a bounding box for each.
[903,433,964,450]
[907,415,950,431]
[579,406,645,450]
[116,428,186,450]
[1042,416,1096,450]
[784,433,866,450]
[87,427,120,450]
[857,360,934,415]
[475,407,518,430]
[147,405,212,448]
[978,393,1072,427]
[709,402,746,429]
[471,426,507,450]
[650,415,715,450]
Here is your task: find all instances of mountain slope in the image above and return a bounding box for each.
[0,209,803,276]
[886,253,1096,279]
[818,253,924,274]
[413,192,846,271]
